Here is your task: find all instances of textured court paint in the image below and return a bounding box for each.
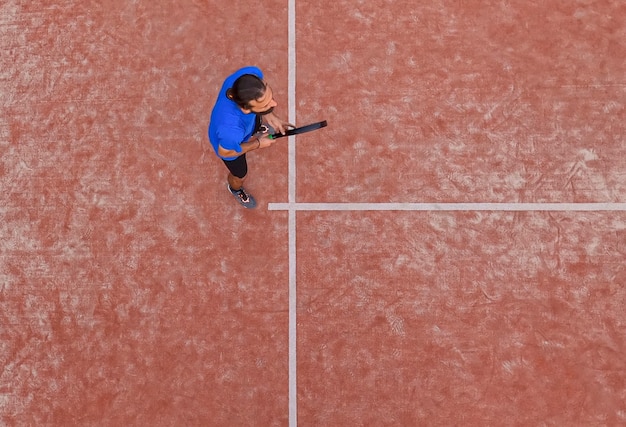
[296,211,626,425]
[1,1,290,425]
[296,0,625,204]
[292,0,626,425]
[2,0,626,426]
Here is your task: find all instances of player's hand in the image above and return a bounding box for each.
[263,112,294,135]
[257,132,276,149]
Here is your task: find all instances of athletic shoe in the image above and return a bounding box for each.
[228,184,257,209]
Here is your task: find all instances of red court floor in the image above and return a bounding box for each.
[1,1,625,426]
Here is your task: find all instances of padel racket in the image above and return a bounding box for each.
[269,120,327,139]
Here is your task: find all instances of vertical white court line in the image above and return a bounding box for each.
[287,0,297,426]
[288,205,297,427]
[288,1,297,205]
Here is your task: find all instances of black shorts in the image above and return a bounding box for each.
[222,154,247,179]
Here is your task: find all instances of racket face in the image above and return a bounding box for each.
[292,120,327,134]
[271,120,327,138]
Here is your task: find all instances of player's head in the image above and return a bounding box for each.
[226,74,277,115]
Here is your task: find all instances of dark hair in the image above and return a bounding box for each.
[226,74,266,109]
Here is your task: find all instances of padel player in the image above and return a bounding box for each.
[208,66,291,208]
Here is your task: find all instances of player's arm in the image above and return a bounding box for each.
[217,134,273,157]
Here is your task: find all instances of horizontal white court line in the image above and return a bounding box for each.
[268,202,626,211]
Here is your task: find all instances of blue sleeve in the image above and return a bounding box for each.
[237,66,263,80]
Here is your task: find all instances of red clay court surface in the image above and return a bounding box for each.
[1,1,625,426]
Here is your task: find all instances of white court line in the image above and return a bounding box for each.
[287,0,297,426]
[281,200,625,425]
[284,4,623,423]
[269,202,626,211]
[283,3,624,426]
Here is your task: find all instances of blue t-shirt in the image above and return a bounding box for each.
[208,66,263,160]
